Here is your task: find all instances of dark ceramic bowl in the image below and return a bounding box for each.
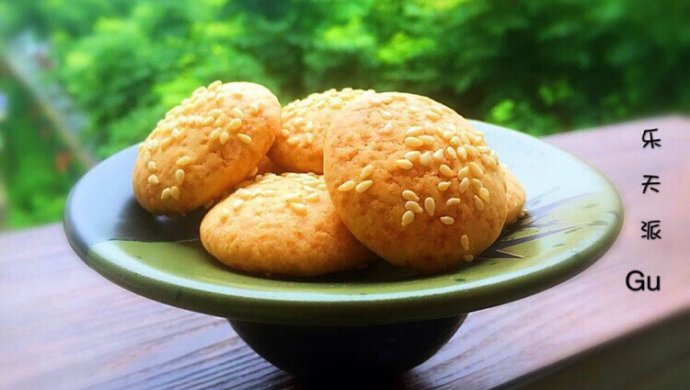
[64,121,623,378]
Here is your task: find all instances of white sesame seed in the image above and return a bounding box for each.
[230,199,244,210]
[405,137,424,148]
[465,145,478,158]
[290,202,308,215]
[161,187,172,200]
[437,181,451,191]
[287,136,299,145]
[404,151,421,161]
[440,216,455,225]
[238,133,252,144]
[305,193,320,203]
[402,189,419,202]
[360,164,375,179]
[446,197,461,206]
[305,121,314,131]
[228,118,242,130]
[450,136,461,146]
[174,169,185,185]
[148,174,159,185]
[171,128,182,139]
[382,110,392,119]
[220,131,230,144]
[170,186,180,200]
[456,146,467,160]
[442,130,453,140]
[481,155,497,169]
[424,197,436,216]
[405,201,424,214]
[439,164,454,178]
[446,146,458,159]
[461,234,470,251]
[147,161,157,172]
[147,139,158,151]
[433,149,445,161]
[176,156,193,166]
[420,152,432,166]
[463,254,474,262]
[419,135,435,145]
[355,180,374,193]
[232,107,244,118]
[401,210,415,226]
[479,187,490,201]
[469,162,484,177]
[473,195,485,210]
[209,80,222,89]
[426,111,441,121]
[210,128,221,140]
[406,126,423,136]
[249,103,261,114]
[471,178,484,191]
[396,159,414,170]
[381,121,393,134]
[281,129,290,137]
[460,177,470,193]
[457,166,470,179]
[338,180,356,192]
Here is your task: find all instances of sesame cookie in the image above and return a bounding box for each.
[323,92,507,273]
[132,81,280,214]
[268,88,373,173]
[200,173,377,277]
[503,167,526,225]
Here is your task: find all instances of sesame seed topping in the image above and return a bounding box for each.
[402,189,419,201]
[405,137,424,148]
[280,129,290,137]
[382,110,392,119]
[460,177,470,193]
[160,187,171,200]
[210,128,221,140]
[230,199,244,210]
[479,187,490,201]
[175,169,185,185]
[481,155,497,169]
[426,111,441,121]
[446,198,460,208]
[287,136,299,145]
[148,175,159,185]
[406,126,423,136]
[232,107,244,118]
[456,146,468,160]
[450,136,461,146]
[420,152,432,166]
[446,146,458,159]
[170,186,180,200]
[147,161,157,172]
[220,131,230,144]
[249,103,261,114]
[396,159,414,170]
[419,135,435,145]
[338,180,356,192]
[457,166,470,179]
[469,162,484,177]
[171,128,182,139]
[437,181,451,191]
[290,202,308,215]
[238,133,252,144]
[433,149,445,161]
[176,156,193,166]
[404,151,421,161]
[471,178,484,191]
[405,201,424,214]
[440,216,455,225]
[461,234,470,251]
[401,210,415,227]
[439,164,454,178]
[355,180,374,193]
[463,254,474,262]
[473,195,485,210]
[305,193,320,203]
[360,164,375,179]
[228,118,242,130]
[381,121,393,134]
[424,197,436,216]
[442,130,453,140]
[146,139,158,151]
[208,80,222,89]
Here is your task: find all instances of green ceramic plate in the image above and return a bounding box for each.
[64,121,622,326]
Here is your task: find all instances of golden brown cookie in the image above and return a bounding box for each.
[268,88,373,173]
[503,167,526,225]
[323,92,507,273]
[200,173,377,277]
[132,81,280,214]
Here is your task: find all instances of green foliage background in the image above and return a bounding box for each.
[1,0,689,228]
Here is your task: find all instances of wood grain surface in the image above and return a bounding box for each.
[1,116,689,389]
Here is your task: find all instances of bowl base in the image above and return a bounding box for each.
[229,315,466,379]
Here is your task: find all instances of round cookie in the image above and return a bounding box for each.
[503,167,526,225]
[200,173,377,277]
[268,88,373,173]
[323,92,507,273]
[133,81,280,214]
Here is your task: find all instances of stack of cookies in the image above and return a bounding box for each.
[132,81,526,276]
